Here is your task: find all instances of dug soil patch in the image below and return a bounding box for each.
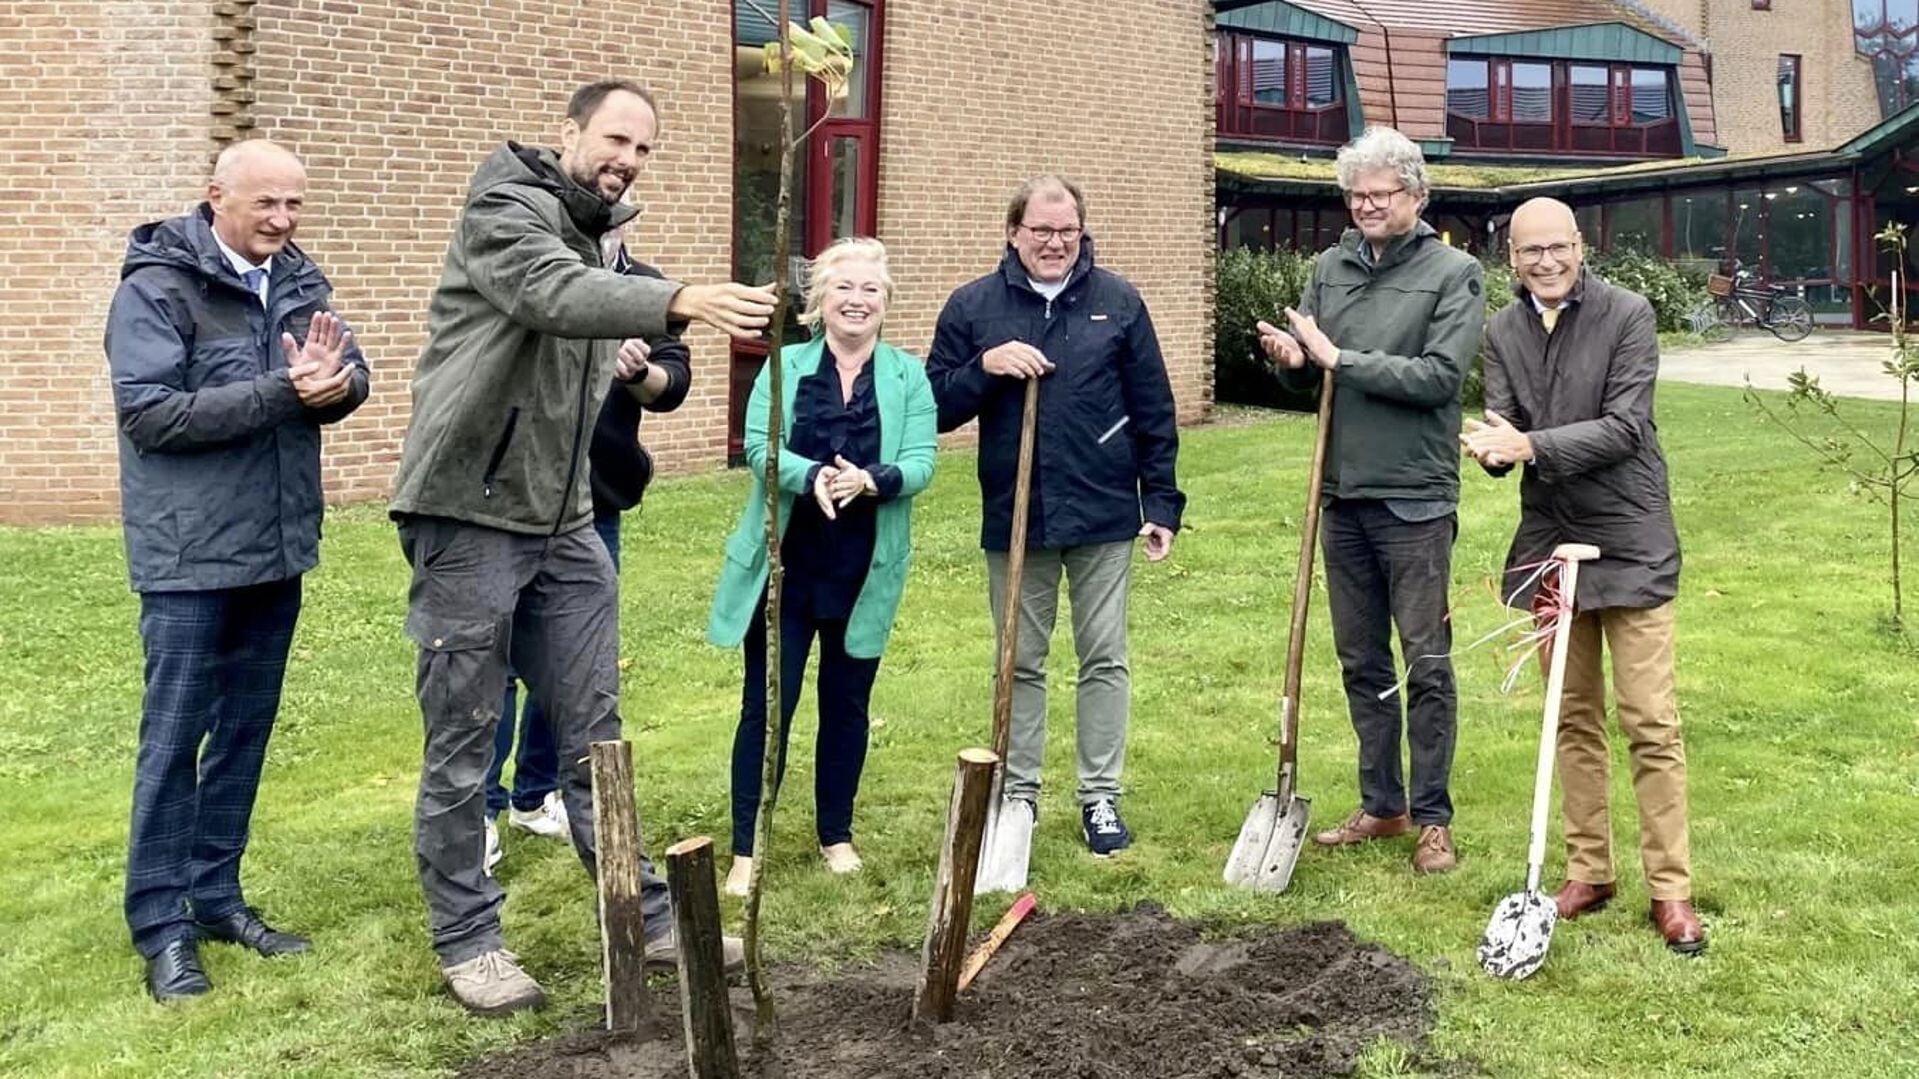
[460,904,1435,1079]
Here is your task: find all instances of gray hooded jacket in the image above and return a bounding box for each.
[389,143,683,534]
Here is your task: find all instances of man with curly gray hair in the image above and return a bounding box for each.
[1258,126,1485,875]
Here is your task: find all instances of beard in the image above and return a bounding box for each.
[569,162,631,204]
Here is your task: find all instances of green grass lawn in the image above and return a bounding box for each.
[2,382,1915,1078]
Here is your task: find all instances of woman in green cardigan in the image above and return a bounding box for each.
[708,237,937,896]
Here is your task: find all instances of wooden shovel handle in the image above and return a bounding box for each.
[1278,368,1334,787]
[990,379,1041,762]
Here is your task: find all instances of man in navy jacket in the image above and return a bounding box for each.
[105,139,369,1002]
[927,175,1184,856]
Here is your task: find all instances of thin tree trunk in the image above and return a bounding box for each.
[742,0,794,1067]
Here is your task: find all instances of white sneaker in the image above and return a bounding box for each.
[723,856,753,898]
[483,817,502,876]
[443,949,546,1016]
[820,842,863,875]
[507,790,569,839]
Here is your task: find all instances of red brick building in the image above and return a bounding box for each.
[0,0,1216,524]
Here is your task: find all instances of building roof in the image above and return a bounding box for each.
[1217,101,1919,204]
[1213,0,1719,150]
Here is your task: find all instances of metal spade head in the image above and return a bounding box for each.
[1478,890,1558,980]
[974,796,1034,896]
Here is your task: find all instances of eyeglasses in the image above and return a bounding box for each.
[1514,242,1579,265]
[1019,224,1082,245]
[1345,187,1406,209]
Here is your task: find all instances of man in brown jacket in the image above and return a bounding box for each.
[1462,196,1705,955]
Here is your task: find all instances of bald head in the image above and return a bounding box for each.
[207,140,307,263]
[1508,197,1583,304]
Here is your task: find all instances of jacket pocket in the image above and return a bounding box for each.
[404,612,498,653]
[481,407,521,500]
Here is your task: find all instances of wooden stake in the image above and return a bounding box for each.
[590,739,653,1037]
[913,747,999,1024]
[666,837,740,1079]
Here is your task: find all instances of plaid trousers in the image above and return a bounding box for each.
[125,578,302,957]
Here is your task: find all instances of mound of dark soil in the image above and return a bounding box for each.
[458,904,1434,1079]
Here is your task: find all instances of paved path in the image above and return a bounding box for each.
[1661,330,1905,401]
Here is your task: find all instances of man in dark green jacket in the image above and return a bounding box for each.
[1260,126,1484,875]
[391,79,773,1015]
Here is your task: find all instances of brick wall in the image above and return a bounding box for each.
[0,3,215,524]
[1632,0,1880,150]
[0,0,1214,525]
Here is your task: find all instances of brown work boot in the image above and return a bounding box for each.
[1554,880,1616,920]
[1650,899,1707,956]
[1313,809,1412,847]
[1411,825,1457,873]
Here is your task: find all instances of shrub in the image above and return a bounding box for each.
[1586,246,1708,333]
[1214,246,1316,410]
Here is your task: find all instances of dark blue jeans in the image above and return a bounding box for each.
[125,578,302,957]
[486,511,620,816]
[731,594,881,856]
[1321,499,1458,826]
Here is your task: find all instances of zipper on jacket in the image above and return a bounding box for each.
[481,407,521,499]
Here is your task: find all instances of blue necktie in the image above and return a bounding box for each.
[242,268,267,305]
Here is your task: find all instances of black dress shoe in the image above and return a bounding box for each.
[146,939,211,1002]
[194,907,310,957]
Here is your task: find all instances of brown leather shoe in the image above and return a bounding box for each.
[1411,825,1456,873]
[1313,809,1412,847]
[1650,899,1707,955]
[1553,880,1616,920]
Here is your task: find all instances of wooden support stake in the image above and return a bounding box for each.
[590,739,653,1037]
[666,837,741,1079]
[957,891,1037,993]
[913,747,999,1024]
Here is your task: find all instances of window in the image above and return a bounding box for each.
[730,0,883,456]
[1754,0,1771,9]
[1216,31,1349,144]
[1856,1,1919,115]
[1445,57,1681,156]
[1779,55,1803,142]
[1446,59,1490,119]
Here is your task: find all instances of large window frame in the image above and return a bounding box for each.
[728,0,884,458]
[1444,56,1681,157]
[1855,0,1919,116]
[1215,30,1349,145]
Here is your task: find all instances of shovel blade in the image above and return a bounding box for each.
[1477,890,1558,980]
[974,796,1034,896]
[1224,792,1311,892]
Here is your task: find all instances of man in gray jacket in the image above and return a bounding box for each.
[391,80,773,1014]
[106,139,369,1001]
[1260,127,1483,874]
[1463,197,1703,956]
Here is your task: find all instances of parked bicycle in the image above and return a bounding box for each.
[1690,266,1814,343]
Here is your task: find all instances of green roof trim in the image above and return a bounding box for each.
[1215,1,1358,44]
[1417,138,1454,159]
[1446,22,1681,65]
[1836,99,1919,159]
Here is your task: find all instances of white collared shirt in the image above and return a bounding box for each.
[211,232,272,306]
[1528,292,1569,314]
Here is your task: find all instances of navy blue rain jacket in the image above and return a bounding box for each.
[105,205,370,592]
[927,239,1185,551]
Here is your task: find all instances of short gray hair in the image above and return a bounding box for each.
[1334,126,1429,202]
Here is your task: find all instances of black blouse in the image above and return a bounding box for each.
[783,348,902,620]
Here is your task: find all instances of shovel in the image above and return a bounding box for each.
[1224,368,1335,893]
[975,378,1042,895]
[1478,542,1600,980]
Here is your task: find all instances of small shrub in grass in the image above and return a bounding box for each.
[1214,245,1316,410]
